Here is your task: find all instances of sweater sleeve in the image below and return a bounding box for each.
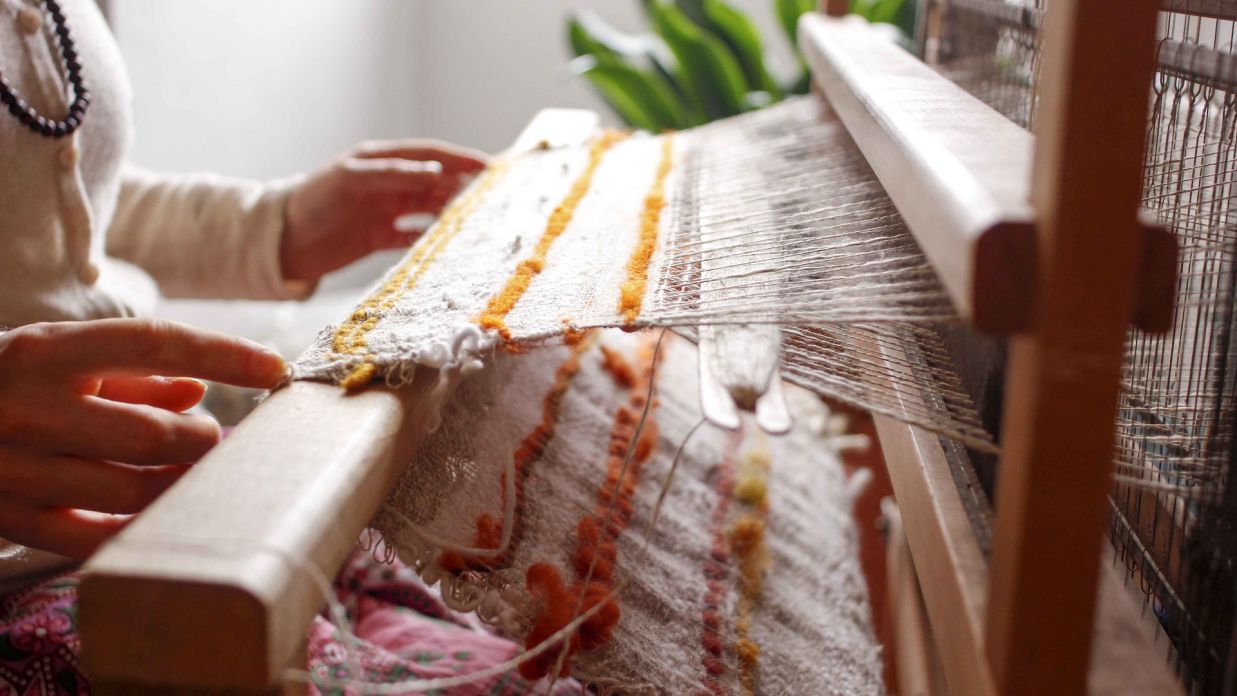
[105,164,314,301]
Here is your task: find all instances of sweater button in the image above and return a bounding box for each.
[58,143,79,170]
[79,262,99,285]
[16,7,41,35]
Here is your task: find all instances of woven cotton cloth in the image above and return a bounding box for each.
[370,330,883,695]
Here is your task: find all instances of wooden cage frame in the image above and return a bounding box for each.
[77,1,1194,694]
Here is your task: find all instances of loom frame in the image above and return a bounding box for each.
[74,4,1194,695]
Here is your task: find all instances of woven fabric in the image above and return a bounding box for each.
[290,96,995,449]
[371,330,883,695]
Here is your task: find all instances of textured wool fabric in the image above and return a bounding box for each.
[290,97,994,450]
[370,331,883,695]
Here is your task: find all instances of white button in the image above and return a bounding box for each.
[58,143,79,170]
[79,262,99,286]
[16,7,41,35]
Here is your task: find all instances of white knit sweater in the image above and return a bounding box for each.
[1,0,310,589]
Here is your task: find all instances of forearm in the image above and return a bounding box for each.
[106,165,312,301]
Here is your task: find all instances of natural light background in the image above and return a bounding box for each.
[106,0,794,354]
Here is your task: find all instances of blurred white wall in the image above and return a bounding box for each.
[111,0,421,179]
[112,0,793,171]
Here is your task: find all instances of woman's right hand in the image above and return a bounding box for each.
[0,319,286,559]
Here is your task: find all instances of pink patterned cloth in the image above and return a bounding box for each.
[0,541,581,696]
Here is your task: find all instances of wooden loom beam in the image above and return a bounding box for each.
[798,13,1176,334]
[984,0,1166,694]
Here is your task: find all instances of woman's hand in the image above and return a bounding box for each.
[280,139,488,283]
[0,319,286,559]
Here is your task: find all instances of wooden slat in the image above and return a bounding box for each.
[875,416,1187,695]
[874,416,996,696]
[983,0,1166,693]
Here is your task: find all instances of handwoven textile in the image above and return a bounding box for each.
[291,96,994,449]
[370,330,883,695]
[0,543,580,696]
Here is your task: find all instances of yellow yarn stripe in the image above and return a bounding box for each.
[332,159,510,389]
[618,134,675,326]
[476,129,628,339]
[729,444,771,696]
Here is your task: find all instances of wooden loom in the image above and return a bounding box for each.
[76,1,1219,694]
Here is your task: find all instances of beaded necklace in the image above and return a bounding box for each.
[0,0,90,139]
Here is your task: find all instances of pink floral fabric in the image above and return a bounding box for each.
[0,542,581,696]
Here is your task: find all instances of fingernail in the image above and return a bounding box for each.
[249,347,287,383]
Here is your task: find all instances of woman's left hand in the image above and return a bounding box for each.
[280,139,488,283]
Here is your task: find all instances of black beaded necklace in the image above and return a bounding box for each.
[0,0,90,139]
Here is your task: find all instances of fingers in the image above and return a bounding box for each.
[352,139,489,175]
[0,444,186,514]
[1,397,221,466]
[0,502,129,560]
[18,319,286,388]
[66,399,221,465]
[96,376,207,412]
[341,158,465,216]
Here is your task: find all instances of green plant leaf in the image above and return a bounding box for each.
[870,0,907,25]
[650,1,749,119]
[568,16,619,63]
[775,0,814,48]
[568,11,650,61]
[569,55,689,131]
[788,69,812,95]
[701,0,782,97]
[674,0,709,26]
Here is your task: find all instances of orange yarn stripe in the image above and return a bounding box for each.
[519,335,661,681]
[729,444,771,696]
[477,130,628,339]
[438,333,595,573]
[618,135,675,326]
[332,160,509,390]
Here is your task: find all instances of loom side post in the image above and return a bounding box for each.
[983,0,1165,694]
